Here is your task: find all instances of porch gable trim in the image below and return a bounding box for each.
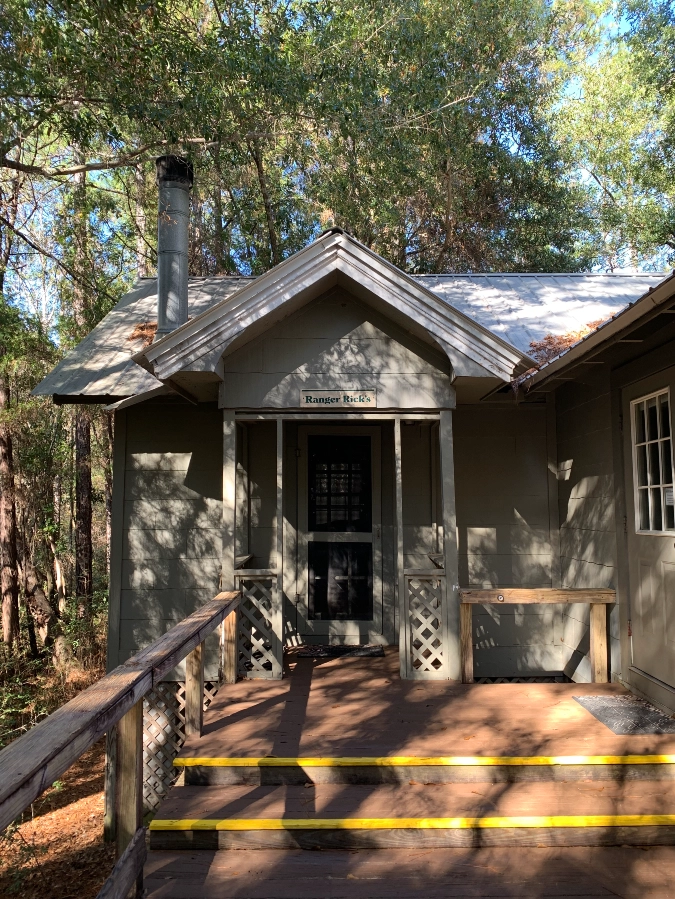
[136,231,528,384]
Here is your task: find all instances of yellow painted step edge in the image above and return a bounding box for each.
[173,755,675,768]
[150,814,675,831]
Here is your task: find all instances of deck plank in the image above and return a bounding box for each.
[184,650,675,760]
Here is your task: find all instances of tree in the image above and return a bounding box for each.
[553,2,675,270]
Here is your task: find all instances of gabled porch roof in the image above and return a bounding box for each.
[135,229,529,386]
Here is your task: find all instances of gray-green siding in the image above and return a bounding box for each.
[113,401,224,677]
[555,370,618,682]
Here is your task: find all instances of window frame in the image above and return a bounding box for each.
[630,387,675,535]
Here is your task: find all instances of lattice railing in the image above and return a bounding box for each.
[142,681,219,811]
[403,572,449,679]
[235,570,283,679]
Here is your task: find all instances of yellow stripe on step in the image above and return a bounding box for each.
[173,755,675,768]
[149,814,675,831]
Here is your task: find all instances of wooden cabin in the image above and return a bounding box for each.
[34,156,675,811]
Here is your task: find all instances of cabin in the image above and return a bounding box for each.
[33,156,675,827]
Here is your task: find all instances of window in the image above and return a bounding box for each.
[308,435,372,533]
[632,389,675,533]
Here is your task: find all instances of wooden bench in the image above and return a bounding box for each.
[459,588,616,685]
[0,591,240,899]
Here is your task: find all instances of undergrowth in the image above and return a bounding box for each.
[0,592,108,751]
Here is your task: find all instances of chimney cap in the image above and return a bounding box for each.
[155,155,194,187]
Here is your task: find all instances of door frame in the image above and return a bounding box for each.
[295,424,384,642]
[622,370,675,686]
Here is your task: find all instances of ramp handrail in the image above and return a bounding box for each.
[0,590,240,897]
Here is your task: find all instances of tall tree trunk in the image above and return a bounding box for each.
[71,166,94,617]
[249,139,280,266]
[0,180,21,648]
[214,185,226,274]
[135,164,147,279]
[18,545,73,669]
[0,374,19,647]
[75,409,93,615]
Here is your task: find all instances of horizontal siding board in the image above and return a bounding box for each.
[123,529,188,561]
[121,557,221,592]
[474,644,565,676]
[125,470,221,502]
[559,498,615,532]
[123,499,222,531]
[559,528,617,566]
[460,553,552,587]
[561,557,615,589]
[121,589,188,620]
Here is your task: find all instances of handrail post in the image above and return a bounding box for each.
[222,605,239,684]
[114,699,143,895]
[185,640,204,737]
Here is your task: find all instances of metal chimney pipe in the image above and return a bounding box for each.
[155,155,194,336]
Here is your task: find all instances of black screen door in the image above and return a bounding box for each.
[308,541,373,620]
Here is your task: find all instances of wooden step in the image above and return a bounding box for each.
[174,753,675,785]
[149,780,675,849]
[144,845,675,898]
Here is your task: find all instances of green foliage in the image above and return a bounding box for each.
[0,0,615,274]
[553,1,675,269]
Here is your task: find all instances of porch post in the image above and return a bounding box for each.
[439,409,461,680]
[272,416,284,677]
[222,410,236,592]
[394,417,407,678]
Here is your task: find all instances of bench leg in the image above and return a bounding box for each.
[460,604,473,684]
[590,603,608,683]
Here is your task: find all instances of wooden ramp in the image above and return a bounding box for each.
[145,651,675,895]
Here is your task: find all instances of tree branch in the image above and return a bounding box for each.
[0,212,116,302]
[0,144,161,179]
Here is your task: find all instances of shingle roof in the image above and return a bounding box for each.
[33,271,664,400]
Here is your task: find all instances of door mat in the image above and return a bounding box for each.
[574,694,675,734]
[476,674,571,684]
[296,644,385,658]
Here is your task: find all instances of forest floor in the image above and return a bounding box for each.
[0,616,111,899]
[0,739,114,899]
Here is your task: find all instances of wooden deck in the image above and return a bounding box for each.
[145,650,675,897]
[180,649,675,759]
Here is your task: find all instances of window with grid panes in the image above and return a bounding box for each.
[308,435,372,532]
[632,390,675,533]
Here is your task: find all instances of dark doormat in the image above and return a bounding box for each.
[296,644,385,659]
[574,694,675,734]
[476,674,572,684]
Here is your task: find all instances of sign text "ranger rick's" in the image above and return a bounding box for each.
[300,390,377,408]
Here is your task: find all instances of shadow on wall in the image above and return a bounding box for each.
[118,402,224,674]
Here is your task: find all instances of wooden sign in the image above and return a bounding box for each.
[300,390,377,408]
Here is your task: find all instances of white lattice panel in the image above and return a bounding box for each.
[142,680,219,811]
[405,575,448,679]
[236,576,283,679]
